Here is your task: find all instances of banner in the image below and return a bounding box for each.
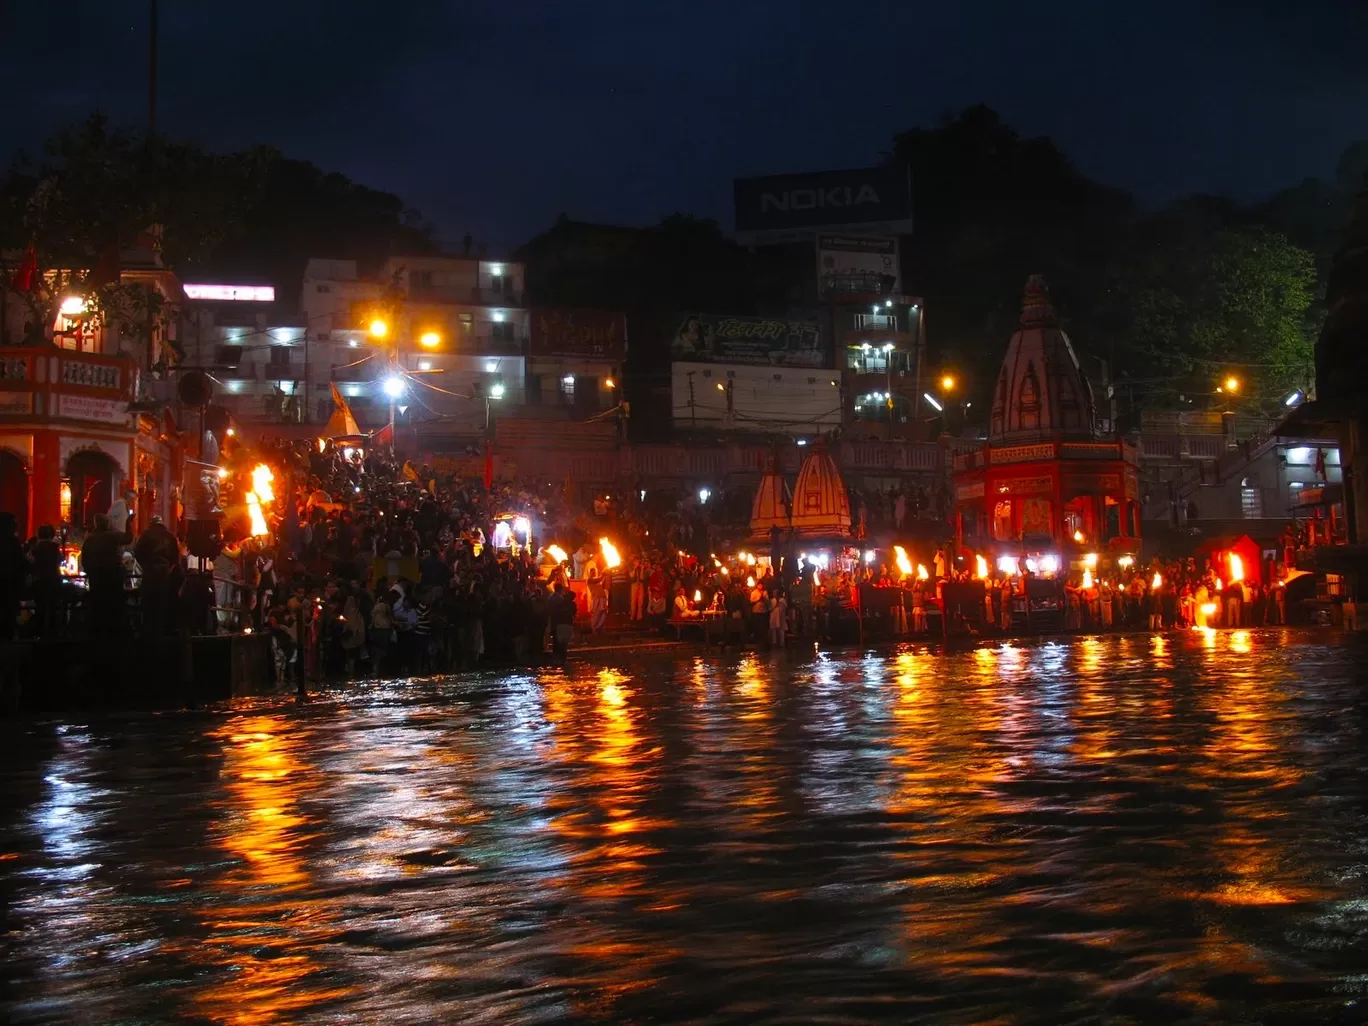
[816,234,900,299]
[734,165,912,243]
[671,313,827,368]
[530,309,627,361]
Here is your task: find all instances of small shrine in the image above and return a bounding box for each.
[953,276,1140,563]
[748,455,792,542]
[790,441,852,539]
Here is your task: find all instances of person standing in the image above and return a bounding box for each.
[0,513,26,640]
[30,525,63,637]
[80,514,127,636]
[768,588,788,649]
[133,515,179,638]
[549,582,576,663]
[629,555,648,621]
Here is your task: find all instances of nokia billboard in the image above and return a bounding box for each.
[734,165,912,243]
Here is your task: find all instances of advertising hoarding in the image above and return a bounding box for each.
[671,313,828,368]
[529,309,627,361]
[734,165,912,243]
[816,234,901,299]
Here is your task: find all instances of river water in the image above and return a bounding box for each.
[1,629,1366,1024]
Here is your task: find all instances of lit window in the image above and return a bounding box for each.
[560,375,575,401]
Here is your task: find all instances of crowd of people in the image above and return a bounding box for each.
[0,432,1335,683]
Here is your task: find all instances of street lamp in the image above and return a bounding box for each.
[368,318,389,340]
[381,375,406,399]
[419,331,440,348]
[940,374,956,392]
[489,381,506,399]
[1223,375,1240,393]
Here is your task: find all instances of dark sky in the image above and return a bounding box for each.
[6,1,1368,252]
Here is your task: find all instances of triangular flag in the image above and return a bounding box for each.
[402,460,420,481]
[326,383,360,437]
[371,423,394,448]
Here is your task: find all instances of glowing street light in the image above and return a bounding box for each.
[381,375,406,399]
[604,378,616,389]
[419,331,441,348]
[1223,375,1240,393]
[59,295,87,316]
[368,318,389,340]
[923,392,944,412]
[940,374,956,392]
[489,381,506,399]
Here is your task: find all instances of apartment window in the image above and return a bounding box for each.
[1241,477,1264,518]
[560,374,576,402]
[410,269,435,295]
[214,345,242,367]
[269,346,291,367]
[315,284,331,294]
[492,320,513,342]
[458,313,474,334]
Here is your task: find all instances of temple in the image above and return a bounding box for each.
[790,442,852,538]
[954,276,1140,564]
[748,454,792,541]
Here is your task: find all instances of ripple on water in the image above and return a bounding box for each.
[0,629,1365,1024]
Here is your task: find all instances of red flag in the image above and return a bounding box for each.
[371,423,394,448]
[9,245,37,293]
[483,439,493,490]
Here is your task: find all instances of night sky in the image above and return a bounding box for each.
[6,1,1368,251]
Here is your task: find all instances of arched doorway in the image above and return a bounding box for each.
[0,451,29,539]
[67,450,119,530]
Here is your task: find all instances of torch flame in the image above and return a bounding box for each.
[1082,567,1093,588]
[1229,552,1244,582]
[917,563,930,580]
[975,554,989,579]
[1151,571,1162,590]
[599,537,621,569]
[250,463,274,503]
[546,544,567,564]
[893,545,913,577]
[246,491,270,537]
[746,575,756,588]
[693,590,702,603]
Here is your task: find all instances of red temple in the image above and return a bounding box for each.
[953,276,1141,568]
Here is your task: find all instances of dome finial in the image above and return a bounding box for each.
[1020,274,1057,328]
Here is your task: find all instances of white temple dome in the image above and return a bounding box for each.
[988,275,1098,443]
[790,442,851,537]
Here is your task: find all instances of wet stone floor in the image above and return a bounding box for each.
[1,629,1367,1024]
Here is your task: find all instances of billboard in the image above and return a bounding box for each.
[529,309,627,361]
[671,313,828,368]
[816,234,901,299]
[734,165,912,243]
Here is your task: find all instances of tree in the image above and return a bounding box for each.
[1108,212,1318,406]
[889,105,1136,399]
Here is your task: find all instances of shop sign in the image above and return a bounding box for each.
[58,394,129,424]
[0,392,33,414]
[990,442,1055,464]
[995,475,1052,496]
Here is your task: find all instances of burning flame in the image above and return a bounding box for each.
[599,537,621,569]
[546,544,567,564]
[1215,577,1224,592]
[1073,529,1085,543]
[1083,552,1098,569]
[1229,552,1244,582]
[1118,555,1135,568]
[893,545,913,577]
[916,563,930,580]
[975,554,989,579]
[693,590,702,603]
[746,575,756,588]
[246,491,270,536]
[1151,571,1162,590]
[251,463,274,503]
[1200,601,1219,616]
[1082,567,1093,588]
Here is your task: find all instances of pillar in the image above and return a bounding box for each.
[31,430,62,530]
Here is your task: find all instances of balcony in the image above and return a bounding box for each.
[0,347,138,425]
[407,284,524,307]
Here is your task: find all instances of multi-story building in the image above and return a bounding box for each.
[0,236,180,534]
[186,256,622,445]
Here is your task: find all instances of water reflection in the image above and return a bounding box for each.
[0,630,1364,1023]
